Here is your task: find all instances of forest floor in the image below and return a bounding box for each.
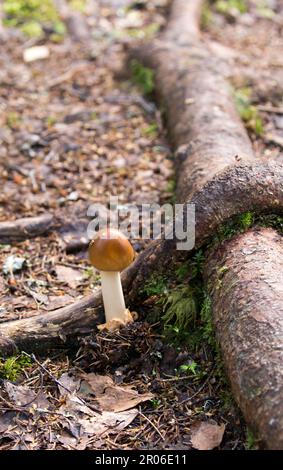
[0,0,283,450]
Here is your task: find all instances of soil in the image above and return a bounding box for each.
[0,0,282,450]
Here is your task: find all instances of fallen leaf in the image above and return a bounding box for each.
[80,373,113,396]
[57,432,79,449]
[80,373,154,412]
[29,290,49,305]
[0,411,17,433]
[190,420,225,450]
[4,381,50,410]
[60,394,95,418]
[58,372,81,396]
[55,265,84,289]
[78,409,138,437]
[58,391,138,444]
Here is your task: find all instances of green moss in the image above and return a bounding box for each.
[141,274,168,297]
[21,19,43,36]
[213,211,254,244]
[161,248,215,350]
[234,87,264,136]
[0,353,32,381]
[3,0,66,38]
[201,1,213,29]
[69,0,87,13]
[245,428,257,450]
[6,112,21,129]
[144,211,282,352]
[212,212,283,248]
[131,60,155,95]
[142,122,158,138]
[162,286,198,330]
[256,214,283,233]
[215,0,248,15]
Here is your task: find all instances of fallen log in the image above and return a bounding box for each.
[0,214,55,244]
[0,209,90,246]
[0,294,103,355]
[0,0,282,449]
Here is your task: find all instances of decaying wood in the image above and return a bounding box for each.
[205,228,283,450]
[0,0,283,449]
[0,214,55,244]
[0,294,103,355]
[0,209,90,246]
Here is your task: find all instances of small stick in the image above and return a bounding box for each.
[21,352,100,413]
[138,410,165,441]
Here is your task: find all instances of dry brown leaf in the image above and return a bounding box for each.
[81,373,154,412]
[58,372,81,396]
[0,411,17,433]
[77,409,138,437]
[190,420,225,450]
[55,265,84,289]
[58,391,138,444]
[80,373,113,396]
[4,381,50,409]
[96,385,153,412]
[47,294,74,311]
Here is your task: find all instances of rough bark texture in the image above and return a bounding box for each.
[0,214,55,244]
[205,228,283,450]
[0,295,104,355]
[130,0,255,203]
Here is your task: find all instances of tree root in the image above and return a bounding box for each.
[205,228,283,449]
[0,0,283,449]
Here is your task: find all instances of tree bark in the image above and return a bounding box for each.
[0,295,104,355]
[0,214,55,244]
[205,228,283,450]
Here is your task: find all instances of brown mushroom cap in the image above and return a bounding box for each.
[89,228,135,272]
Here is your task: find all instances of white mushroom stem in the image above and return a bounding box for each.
[100,271,126,322]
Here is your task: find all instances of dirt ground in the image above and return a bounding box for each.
[0,0,282,450]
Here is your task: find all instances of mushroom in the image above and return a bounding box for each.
[89,228,135,329]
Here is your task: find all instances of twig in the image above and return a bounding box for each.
[21,352,100,413]
[138,410,165,441]
[179,366,216,404]
[257,105,283,114]
[46,63,89,89]
[157,374,196,382]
